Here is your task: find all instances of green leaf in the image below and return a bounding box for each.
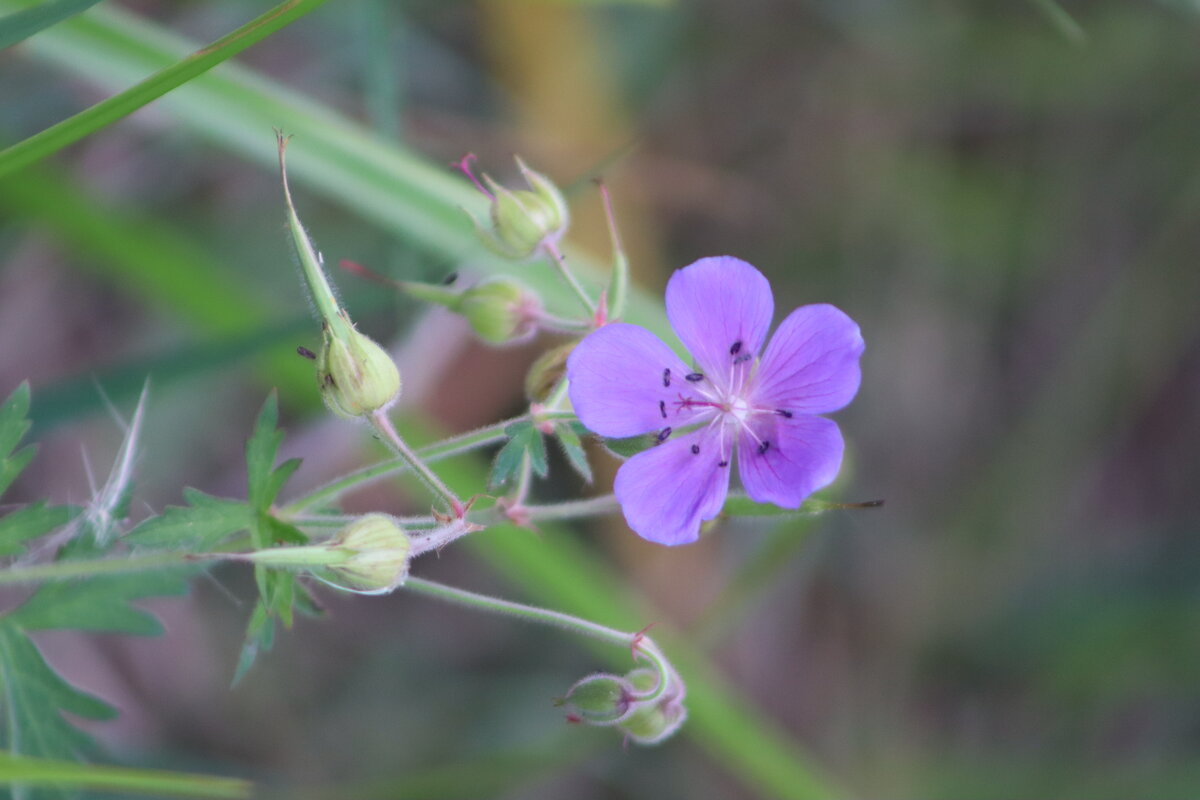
[9,570,190,635]
[0,750,251,799]
[0,626,115,762]
[488,421,547,491]
[245,392,300,513]
[554,421,592,484]
[0,503,80,558]
[0,0,332,178]
[232,600,274,686]
[0,0,102,52]
[126,489,254,552]
[0,382,35,499]
[599,432,655,460]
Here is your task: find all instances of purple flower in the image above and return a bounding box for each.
[566,256,864,546]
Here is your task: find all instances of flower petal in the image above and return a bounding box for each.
[738,414,844,509]
[614,429,731,546]
[752,304,863,415]
[567,323,700,438]
[666,257,774,380]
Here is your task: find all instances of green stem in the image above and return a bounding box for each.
[597,179,629,321]
[406,576,630,649]
[368,411,463,514]
[282,411,577,514]
[522,494,619,522]
[0,552,214,586]
[542,240,597,316]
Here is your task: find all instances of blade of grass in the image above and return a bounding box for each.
[0,751,250,799]
[0,0,100,50]
[0,0,330,177]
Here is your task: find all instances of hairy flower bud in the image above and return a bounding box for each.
[324,513,411,594]
[616,667,688,745]
[462,157,569,260]
[317,322,401,418]
[525,341,576,402]
[457,278,542,344]
[559,672,636,726]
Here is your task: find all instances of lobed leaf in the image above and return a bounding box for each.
[0,503,80,558]
[245,392,300,514]
[9,571,190,636]
[0,626,115,763]
[554,421,593,484]
[126,488,254,552]
[488,421,547,490]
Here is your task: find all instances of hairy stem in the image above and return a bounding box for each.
[368,412,463,514]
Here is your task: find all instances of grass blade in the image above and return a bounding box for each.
[0,0,100,50]
[0,0,330,177]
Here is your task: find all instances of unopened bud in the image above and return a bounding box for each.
[462,157,569,260]
[525,341,576,402]
[457,278,542,344]
[559,672,635,726]
[317,323,401,418]
[617,667,688,745]
[324,513,411,594]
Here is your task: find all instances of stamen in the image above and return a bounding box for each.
[296,346,317,360]
[656,427,673,443]
[717,459,729,468]
[685,373,704,382]
[659,400,667,419]
[733,353,752,365]
[663,368,671,387]
[758,440,771,455]
[730,340,743,355]
[775,409,793,418]
[441,271,459,285]
[691,444,700,455]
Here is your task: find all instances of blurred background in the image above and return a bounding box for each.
[2,0,1200,797]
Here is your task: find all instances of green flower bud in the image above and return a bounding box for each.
[559,672,636,726]
[457,278,541,344]
[618,696,687,745]
[525,341,576,403]
[317,321,401,418]
[464,157,569,260]
[324,513,411,594]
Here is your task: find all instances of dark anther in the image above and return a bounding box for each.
[296,345,317,360]
[730,340,743,355]
[659,400,667,419]
[717,459,730,468]
[691,444,700,455]
[685,372,704,382]
[663,368,671,387]
[441,271,459,285]
[734,354,752,365]
[758,440,771,455]
[656,427,673,443]
[775,409,793,418]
